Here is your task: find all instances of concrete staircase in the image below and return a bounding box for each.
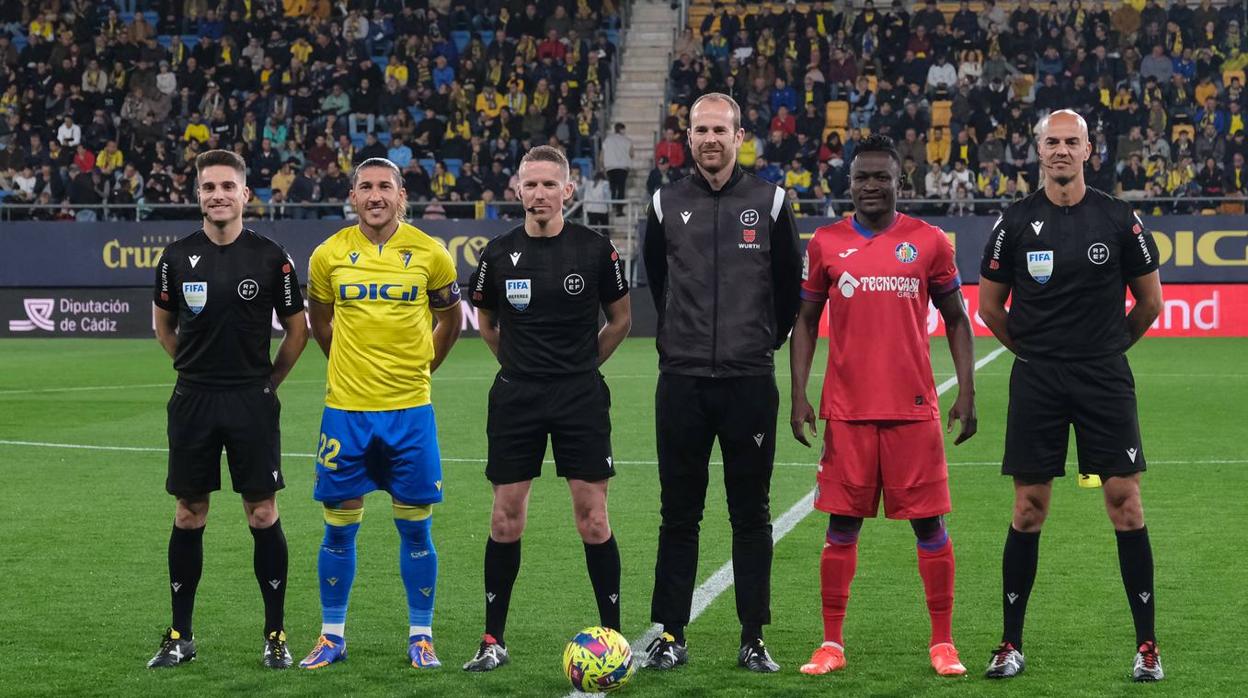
[612,1,677,208]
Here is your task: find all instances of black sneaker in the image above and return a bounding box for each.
[462,634,509,672]
[737,638,780,673]
[262,630,293,669]
[985,642,1025,679]
[1132,641,1164,682]
[642,632,688,670]
[147,627,196,668]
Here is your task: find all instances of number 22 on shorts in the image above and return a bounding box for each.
[317,433,341,470]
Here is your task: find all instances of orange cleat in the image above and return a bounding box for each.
[799,643,846,675]
[929,642,967,676]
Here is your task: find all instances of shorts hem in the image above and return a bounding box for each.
[812,500,878,518]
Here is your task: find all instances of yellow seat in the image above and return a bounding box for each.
[866,75,877,92]
[1224,69,1245,87]
[1172,124,1196,142]
[825,100,849,128]
[932,100,953,128]
[1219,200,1246,214]
[822,126,847,144]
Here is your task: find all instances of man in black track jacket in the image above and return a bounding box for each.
[641,92,802,674]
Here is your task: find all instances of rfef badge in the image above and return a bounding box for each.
[505,279,531,311]
[1026,250,1054,284]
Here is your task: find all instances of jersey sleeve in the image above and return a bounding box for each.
[426,244,462,310]
[154,250,177,311]
[800,231,829,302]
[598,237,629,303]
[928,227,962,297]
[979,213,1013,283]
[307,243,334,304]
[468,241,498,311]
[271,246,305,317]
[1120,209,1160,279]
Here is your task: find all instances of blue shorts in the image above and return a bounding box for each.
[313,405,444,505]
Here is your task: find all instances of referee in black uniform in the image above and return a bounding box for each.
[642,93,802,673]
[147,150,308,669]
[977,110,1165,682]
[461,145,631,672]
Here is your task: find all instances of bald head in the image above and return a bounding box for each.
[1035,109,1088,141]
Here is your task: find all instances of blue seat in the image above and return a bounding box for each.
[372,56,388,71]
[351,136,366,150]
[478,30,494,46]
[143,11,159,26]
[572,157,593,176]
[451,30,471,53]
[254,188,273,202]
[606,29,620,47]
[408,106,424,124]
[419,158,435,173]
[181,34,197,46]
[12,35,27,51]
[157,34,172,48]
[444,159,462,177]
[120,12,135,23]
[376,131,391,145]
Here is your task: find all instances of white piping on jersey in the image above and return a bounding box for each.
[770,185,785,221]
[651,189,664,224]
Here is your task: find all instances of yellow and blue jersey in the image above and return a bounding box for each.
[308,222,460,412]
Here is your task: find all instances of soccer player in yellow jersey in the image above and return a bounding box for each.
[299,158,463,671]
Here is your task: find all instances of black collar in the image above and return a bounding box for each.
[690,164,744,195]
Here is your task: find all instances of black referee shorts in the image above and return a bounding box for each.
[486,371,614,485]
[1003,354,1146,481]
[166,382,284,500]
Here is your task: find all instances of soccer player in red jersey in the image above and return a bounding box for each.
[789,134,979,677]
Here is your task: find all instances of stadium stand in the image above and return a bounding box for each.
[0,0,622,220]
[660,0,1248,216]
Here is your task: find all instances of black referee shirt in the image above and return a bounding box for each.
[980,187,1159,361]
[154,229,305,388]
[469,223,628,378]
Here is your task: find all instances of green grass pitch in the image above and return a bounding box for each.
[1,335,1245,697]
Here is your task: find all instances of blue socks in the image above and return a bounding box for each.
[394,506,437,638]
[318,507,362,637]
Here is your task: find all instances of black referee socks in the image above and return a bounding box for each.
[1001,526,1041,650]
[1115,526,1156,646]
[484,537,522,645]
[168,524,205,637]
[250,519,288,637]
[584,535,621,631]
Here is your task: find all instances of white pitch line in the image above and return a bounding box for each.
[567,345,1009,697]
[2,437,1241,470]
[0,374,831,396]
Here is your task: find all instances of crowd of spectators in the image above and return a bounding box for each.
[651,0,1248,216]
[0,0,621,221]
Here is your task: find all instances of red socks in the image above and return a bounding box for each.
[917,538,955,646]
[819,541,857,645]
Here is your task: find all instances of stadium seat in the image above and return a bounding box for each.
[376,132,391,145]
[351,135,366,150]
[932,100,953,128]
[1219,201,1246,214]
[254,188,273,202]
[866,75,877,92]
[572,157,593,176]
[444,158,463,177]
[120,12,134,23]
[1172,124,1196,142]
[143,11,159,26]
[12,35,27,51]
[825,101,849,129]
[408,106,425,123]
[419,158,435,173]
[822,126,847,145]
[372,56,387,71]
[606,29,620,47]
[451,30,471,53]
[157,35,172,49]
[1223,69,1245,87]
[181,34,197,47]
[478,30,494,46]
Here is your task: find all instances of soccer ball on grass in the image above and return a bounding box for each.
[561,626,635,692]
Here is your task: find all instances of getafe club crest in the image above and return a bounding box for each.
[183,282,208,314]
[506,279,532,311]
[1026,250,1054,284]
[895,242,918,263]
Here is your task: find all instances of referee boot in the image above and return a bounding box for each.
[984,642,1024,679]
[463,634,510,672]
[1132,641,1164,682]
[262,630,293,669]
[642,632,688,670]
[738,638,780,673]
[147,627,196,668]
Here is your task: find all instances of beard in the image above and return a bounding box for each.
[1051,173,1075,186]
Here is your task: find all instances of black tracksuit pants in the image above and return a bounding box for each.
[650,372,778,629]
